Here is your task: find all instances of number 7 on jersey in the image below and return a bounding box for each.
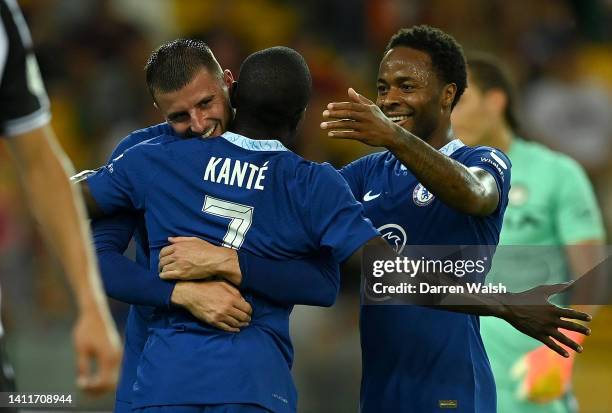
[202,195,254,250]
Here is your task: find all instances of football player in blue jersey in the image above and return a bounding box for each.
[82,40,351,413]
[82,46,381,413]
[79,42,586,412]
[318,25,589,412]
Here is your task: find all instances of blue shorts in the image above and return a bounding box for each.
[132,404,272,413]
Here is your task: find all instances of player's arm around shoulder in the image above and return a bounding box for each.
[74,125,174,215]
[78,137,164,219]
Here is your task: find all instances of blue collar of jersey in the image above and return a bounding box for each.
[439,138,465,156]
[221,132,289,152]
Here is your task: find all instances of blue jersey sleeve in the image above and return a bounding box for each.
[463,147,512,214]
[238,249,340,307]
[92,212,175,307]
[86,145,150,214]
[309,164,379,263]
[92,124,176,307]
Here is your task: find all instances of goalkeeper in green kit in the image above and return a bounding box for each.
[452,55,606,413]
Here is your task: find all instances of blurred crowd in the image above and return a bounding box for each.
[0,0,610,411]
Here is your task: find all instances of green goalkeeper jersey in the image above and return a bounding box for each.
[481,137,605,413]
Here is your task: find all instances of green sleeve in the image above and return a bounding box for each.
[554,156,605,244]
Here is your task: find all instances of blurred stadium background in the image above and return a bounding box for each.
[0,0,610,411]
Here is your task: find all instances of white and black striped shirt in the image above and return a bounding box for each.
[0,0,50,137]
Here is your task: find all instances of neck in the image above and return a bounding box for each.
[230,115,293,143]
[427,118,455,150]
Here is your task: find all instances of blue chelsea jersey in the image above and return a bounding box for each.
[87,131,378,412]
[107,122,177,268]
[340,139,511,413]
[99,122,175,406]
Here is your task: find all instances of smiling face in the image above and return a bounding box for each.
[376,47,455,143]
[154,67,233,138]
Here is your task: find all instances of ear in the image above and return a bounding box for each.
[223,69,234,88]
[441,83,457,111]
[229,81,239,108]
[484,89,507,118]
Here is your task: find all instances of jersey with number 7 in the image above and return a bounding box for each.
[85,131,379,412]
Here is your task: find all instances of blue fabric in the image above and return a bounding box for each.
[92,123,175,405]
[238,249,339,307]
[133,404,271,413]
[88,132,378,411]
[92,212,175,307]
[340,141,511,413]
[113,398,131,413]
[94,123,342,410]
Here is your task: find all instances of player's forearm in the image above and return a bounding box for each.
[433,292,510,318]
[159,237,340,306]
[92,213,176,306]
[7,125,107,312]
[238,251,340,307]
[387,130,497,216]
[99,248,175,306]
[210,248,242,286]
[364,237,517,315]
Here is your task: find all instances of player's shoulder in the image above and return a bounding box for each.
[341,149,389,172]
[457,142,508,158]
[355,150,390,164]
[288,156,347,189]
[111,122,175,158]
[115,133,180,164]
[291,154,334,175]
[457,143,511,168]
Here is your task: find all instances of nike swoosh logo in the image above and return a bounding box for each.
[363,191,381,202]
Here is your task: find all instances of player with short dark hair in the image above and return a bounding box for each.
[145,39,223,100]
[88,39,346,413]
[318,25,590,411]
[385,25,467,109]
[83,46,379,413]
[82,38,586,412]
[320,25,503,410]
[145,38,233,138]
[453,54,605,413]
[233,47,311,130]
